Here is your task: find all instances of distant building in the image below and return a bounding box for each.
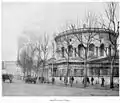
[2,61,17,75]
[2,61,5,69]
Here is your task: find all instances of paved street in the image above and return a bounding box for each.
[2,79,119,96]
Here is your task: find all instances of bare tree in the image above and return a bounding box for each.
[41,33,49,82]
[100,2,119,88]
[55,27,76,86]
[51,40,56,77]
[17,33,38,78]
[18,41,36,78]
[26,42,36,76]
[72,12,100,87]
[32,40,43,83]
[19,47,28,77]
[17,35,28,68]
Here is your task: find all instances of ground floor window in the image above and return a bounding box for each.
[62,69,67,76]
[89,68,110,76]
[100,68,110,76]
[89,68,100,76]
[53,68,57,77]
[113,67,119,77]
[74,69,83,76]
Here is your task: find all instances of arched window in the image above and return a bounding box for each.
[68,45,73,57]
[100,44,104,56]
[61,47,64,57]
[78,44,84,57]
[89,44,95,52]
[74,48,76,57]
[89,43,95,56]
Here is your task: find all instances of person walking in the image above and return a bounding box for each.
[101,77,105,87]
[60,76,62,81]
[52,77,55,85]
[70,76,74,87]
[87,77,90,85]
[64,76,68,86]
[82,78,84,84]
[91,76,94,85]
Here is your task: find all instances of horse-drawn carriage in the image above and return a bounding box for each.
[2,74,13,83]
[25,75,37,84]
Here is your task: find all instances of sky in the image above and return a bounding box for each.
[2,2,112,61]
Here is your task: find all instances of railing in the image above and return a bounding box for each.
[55,28,114,40]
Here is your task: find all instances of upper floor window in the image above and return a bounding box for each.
[100,44,104,56]
[61,47,64,57]
[89,43,95,56]
[74,48,76,57]
[89,44,95,52]
[68,45,73,57]
[78,44,84,57]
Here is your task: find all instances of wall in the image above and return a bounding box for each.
[4,61,17,75]
[48,76,119,86]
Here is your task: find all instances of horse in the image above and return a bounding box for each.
[2,74,13,83]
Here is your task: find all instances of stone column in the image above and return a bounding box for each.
[95,47,98,57]
[98,47,100,57]
[87,64,90,76]
[100,68,102,76]
[73,47,77,57]
[106,47,109,56]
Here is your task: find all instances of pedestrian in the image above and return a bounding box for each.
[60,76,62,81]
[87,77,90,84]
[82,78,84,84]
[71,76,74,82]
[101,77,105,87]
[91,76,94,85]
[64,76,68,86]
[69,77,72,87]
[52,77,55,84]
[70,76,74,87]
[42,77,44,83]
[39,77,41,83]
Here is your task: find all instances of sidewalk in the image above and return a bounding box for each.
[48,80,119,91]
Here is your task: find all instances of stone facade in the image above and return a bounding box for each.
[53,28,119,78]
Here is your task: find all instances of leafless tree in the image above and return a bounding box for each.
[72,12,100,87]
[55,26,76,85]
[18,40,36,78]
[31,40,43,83]
[51,40,56,77]
[18,47,27,77]
[41,33,49,82]
[17,32,39,78]
[100,2,119,88]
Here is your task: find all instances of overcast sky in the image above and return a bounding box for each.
[2,2,112,61]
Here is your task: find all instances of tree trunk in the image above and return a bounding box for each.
[110,58,114,88]
[110,44,117,89]
[84,49,88,88]
[36,69,39,83]
[23,72,25,80]
[52,62,54,77]
[41,62,44,83]
[65,56,69,86]
[84,60,87,87]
